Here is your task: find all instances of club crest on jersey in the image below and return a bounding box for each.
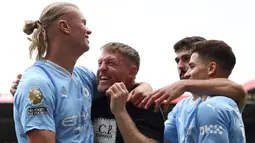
[83,87,89,97]
[28,86,43,105]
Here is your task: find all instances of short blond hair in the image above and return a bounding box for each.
[23,2,77,60]
[101,42,140,72]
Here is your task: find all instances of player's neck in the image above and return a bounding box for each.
[192,94,208,101]
[202,96,208,101]
[45,48,78,75]
[192,94,200,101]
[46,55,76,75]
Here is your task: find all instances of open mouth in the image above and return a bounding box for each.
[85,36,89,43]
[99,75,111,82]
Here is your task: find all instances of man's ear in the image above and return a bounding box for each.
[208,62,217,77]
[129,65,137,79]
[57,20,70,34]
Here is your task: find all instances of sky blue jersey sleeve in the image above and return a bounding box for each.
[164,103,179,143]
[14,76,56,133]
[196,103,231,143]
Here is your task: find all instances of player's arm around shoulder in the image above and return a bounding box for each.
[196,99,232,143]
[234,84,248,111]
[223,80,248,110]
[183,78,248,110]
[14,75,56,143]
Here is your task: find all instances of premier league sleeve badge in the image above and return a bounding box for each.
[28,86,44,105]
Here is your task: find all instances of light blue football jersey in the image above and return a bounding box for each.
[164,96,202,143]
[14,60,96,143]
[186,96,246,143]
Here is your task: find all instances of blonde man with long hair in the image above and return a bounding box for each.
[14,2,94,143]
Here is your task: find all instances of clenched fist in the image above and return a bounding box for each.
[106,82,129,116]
